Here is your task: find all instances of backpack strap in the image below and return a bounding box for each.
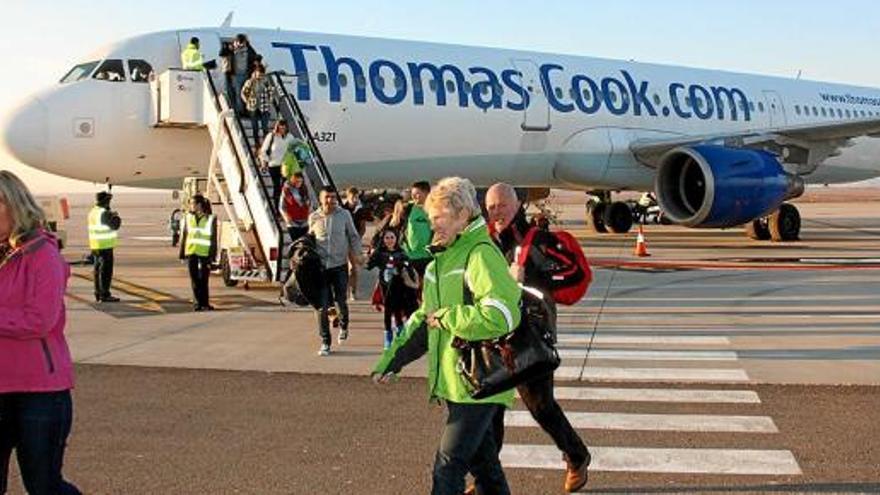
[516,227,539,267]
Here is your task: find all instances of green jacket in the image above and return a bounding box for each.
[373,217,521,407]
[403,203,432,261]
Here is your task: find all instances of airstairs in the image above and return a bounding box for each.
[153,68,336,285]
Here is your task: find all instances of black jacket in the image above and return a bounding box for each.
[495,207,555,296]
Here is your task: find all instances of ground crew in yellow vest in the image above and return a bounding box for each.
[88,191,121,302]
[179,194,218,311]
[181,37,204,70]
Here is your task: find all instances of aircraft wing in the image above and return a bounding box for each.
[630,118,880,174]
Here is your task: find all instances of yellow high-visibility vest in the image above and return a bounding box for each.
[181,44,204,70]
[88,206,118,250]
[184,213,214,257]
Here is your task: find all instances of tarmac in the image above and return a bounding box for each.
[6,190,880,494]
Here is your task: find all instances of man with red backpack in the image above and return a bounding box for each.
[480,182,592,494]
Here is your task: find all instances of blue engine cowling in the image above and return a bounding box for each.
[655,145,804,228]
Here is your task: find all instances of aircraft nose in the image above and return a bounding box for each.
[1,97,48,169]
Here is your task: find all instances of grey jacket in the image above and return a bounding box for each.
[308,207,363,269]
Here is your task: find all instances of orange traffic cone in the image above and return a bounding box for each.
[634,225,650,257]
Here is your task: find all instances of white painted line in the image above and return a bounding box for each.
[557,349,739,361]
[555,366,750,382]
[557,334,731,346]
[550,387,761,403]
[128,236,170,242]
[501,444,802,475]
[506,410,777,433]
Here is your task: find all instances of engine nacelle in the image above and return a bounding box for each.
[655,145,804,228]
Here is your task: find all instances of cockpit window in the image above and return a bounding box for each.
[60,61,100,83]
[92,59,126,82]
[128,59,154,83]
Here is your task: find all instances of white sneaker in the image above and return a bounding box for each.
[318,344,331,356]
[338,328,349,344]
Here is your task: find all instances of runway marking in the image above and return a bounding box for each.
[548,387,761,403]
[557,349,739,361]
[557,334,731,346]
[556,366,750,382]
[128,236,171,242]
[500,445,802,475]
[505,410,777,433]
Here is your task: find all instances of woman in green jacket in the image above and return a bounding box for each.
[372,177,521,495]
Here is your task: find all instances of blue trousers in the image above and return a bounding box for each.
[0,390,80,495]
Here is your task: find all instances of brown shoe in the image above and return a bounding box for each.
[463,486,476,495]
[564,454,590,493]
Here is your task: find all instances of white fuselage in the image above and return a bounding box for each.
[3,27,880,190]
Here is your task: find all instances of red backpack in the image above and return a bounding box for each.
[516,227,592,305]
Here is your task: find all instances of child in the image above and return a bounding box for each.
[367,229,419,349]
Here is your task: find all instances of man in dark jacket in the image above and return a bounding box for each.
[483,182,591,494]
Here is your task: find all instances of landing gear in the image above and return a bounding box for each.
[603,201,633,234]
[768,203,801,242]
[587,202,607,233]
[743,203,801,242]
[744,218,770,241]
[586,192,633,234]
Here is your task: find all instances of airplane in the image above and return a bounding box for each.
[3,24,880,242]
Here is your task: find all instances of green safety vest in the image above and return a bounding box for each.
[88,206,118,250]
[181,44,204,70]
[185,213,214,257]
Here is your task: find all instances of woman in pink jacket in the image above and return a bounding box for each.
[0,171,80,494]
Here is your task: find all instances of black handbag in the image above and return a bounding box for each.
[452,244,560,400]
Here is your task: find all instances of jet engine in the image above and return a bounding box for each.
[655,145,804,228]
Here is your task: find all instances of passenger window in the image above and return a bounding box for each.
[373,75,385,90]
[837,109,843,118]
[429,80,438,93]
[317,73,328,87]
[795,105,801,115]
[395,76,405,91]
[445,80,456,93]
[60,61,100,83]
[128,59,153,83]
[758,102,765,112]
[338,74,348,87]
[653,94,661,105]
[92,59,126,82]
[582,89,592,101]
[463,81,472,94]
[846,109,852,118]
[355,74,366,90]
[749,101,755,112]
[821,108,827,117]
[555,87,564,100]
[812,107,818,116]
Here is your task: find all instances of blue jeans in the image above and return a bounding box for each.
[0,390,80,495]
[232,74,247,113]
[432,402,509,495]
[315,265,349,346]
[251,110,269,146]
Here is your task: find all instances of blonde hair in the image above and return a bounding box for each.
[425,177,480,219]
[0,170,46,244]
[389,199,406,228]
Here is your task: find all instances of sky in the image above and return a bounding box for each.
[2,0,880,193]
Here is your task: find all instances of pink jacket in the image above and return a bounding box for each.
[0,229,74,393]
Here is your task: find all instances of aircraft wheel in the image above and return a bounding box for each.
[604,201,634,234]
[221,251,239,287]
[587,202,608,233]
[744,218,771,240]
[769,203,801,242]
